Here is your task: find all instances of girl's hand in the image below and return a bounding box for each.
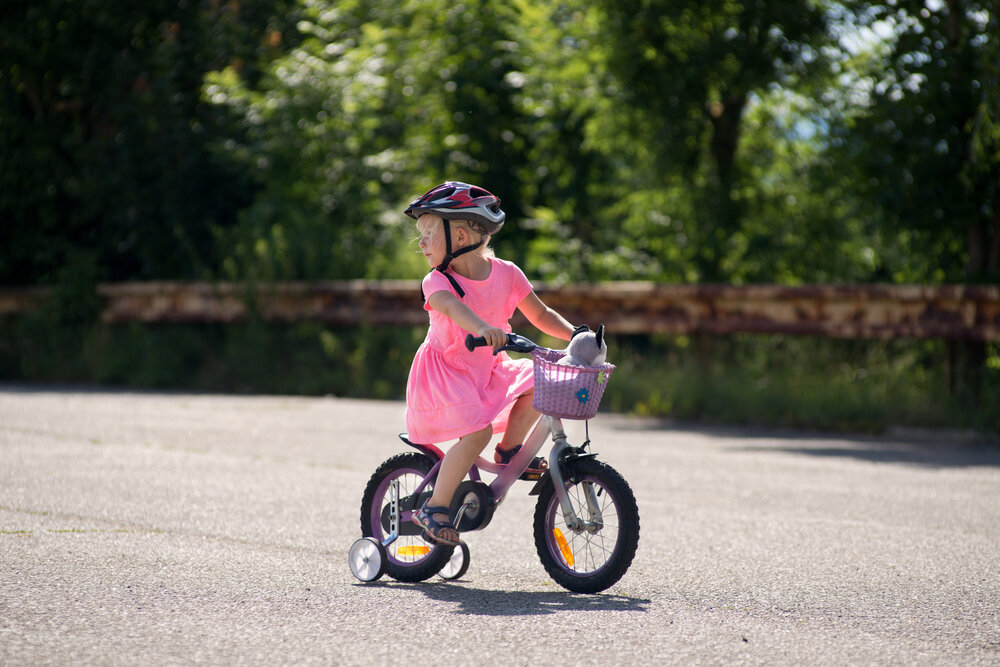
[477,325,507,351]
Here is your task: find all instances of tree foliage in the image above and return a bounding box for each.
[2,0,998,416]
[2,0,997,289]
[0,0,294,285]
[595,0,832,281]
[832,0,999,282]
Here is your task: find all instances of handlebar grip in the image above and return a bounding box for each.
[465,334,488,351]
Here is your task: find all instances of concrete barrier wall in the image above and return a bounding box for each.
[2,281,998,340]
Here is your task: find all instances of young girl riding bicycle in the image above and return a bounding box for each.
[404,181,577,547]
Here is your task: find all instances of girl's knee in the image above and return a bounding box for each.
[459,425,492,446]
[472,425,493,452]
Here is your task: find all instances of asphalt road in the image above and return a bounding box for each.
[2,387,999,665]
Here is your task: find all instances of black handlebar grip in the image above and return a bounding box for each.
[465,334,488,351]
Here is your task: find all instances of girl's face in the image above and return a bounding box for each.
[417,214,447,267]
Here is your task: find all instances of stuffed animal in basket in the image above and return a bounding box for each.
[556,324,607,367]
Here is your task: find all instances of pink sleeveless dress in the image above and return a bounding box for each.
[405,258,535,444]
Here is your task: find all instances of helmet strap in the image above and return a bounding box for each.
[435,219,483,273]
[432,219,482,299]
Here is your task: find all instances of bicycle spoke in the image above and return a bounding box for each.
[534,457,639,593]
[374,470,436,564]
[550,478,622,574]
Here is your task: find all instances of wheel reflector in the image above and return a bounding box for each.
[553,528,574,567]
[396,545,431,557]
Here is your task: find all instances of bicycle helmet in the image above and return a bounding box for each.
[405,182,506,287]
[404,181,506,233]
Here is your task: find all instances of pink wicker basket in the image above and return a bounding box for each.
[530,347,615,420]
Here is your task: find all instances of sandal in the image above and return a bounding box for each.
[494,444,548,481]
[411,501,460,546]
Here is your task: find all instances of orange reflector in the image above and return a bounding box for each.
[396,545,431,557]
[553,528,574,567]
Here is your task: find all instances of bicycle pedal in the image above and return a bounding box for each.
[521,471,543,481]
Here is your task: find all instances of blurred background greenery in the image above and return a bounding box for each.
[1,0,998,435]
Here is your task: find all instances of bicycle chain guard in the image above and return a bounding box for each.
[449,480,495,532]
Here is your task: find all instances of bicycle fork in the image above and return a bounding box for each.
[542,417,604,534]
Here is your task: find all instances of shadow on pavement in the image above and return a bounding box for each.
[606,418,1000,469]
[732,441,1000,469]
[359,581,651,616]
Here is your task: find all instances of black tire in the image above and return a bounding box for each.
[533,458,640,594]
[360,452,454,582]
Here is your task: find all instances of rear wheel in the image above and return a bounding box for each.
[533,458,640,593]
[360,453,454,582]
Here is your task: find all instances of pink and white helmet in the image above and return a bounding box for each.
[404,181,506,234]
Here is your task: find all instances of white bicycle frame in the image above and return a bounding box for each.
[455,414,603,533]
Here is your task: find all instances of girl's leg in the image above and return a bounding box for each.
[426,425,493,534]
[495,391,541,457]
[419,425,492,544]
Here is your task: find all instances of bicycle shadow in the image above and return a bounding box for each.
[368,581,651,616]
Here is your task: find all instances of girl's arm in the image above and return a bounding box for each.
[517,291,575,342]
[427,290,507,349]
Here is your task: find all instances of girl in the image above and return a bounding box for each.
[404,181,577,546]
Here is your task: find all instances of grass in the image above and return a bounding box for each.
[602,334,999,437]
[1,315,997,438]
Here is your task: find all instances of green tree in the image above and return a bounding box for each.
[840,0,998,282]
[594,0,832,282]
[506,1,641,282]
[735,86,886,283]
[0,0,293,285]
[835,0,998,398]
[207,0,538,280]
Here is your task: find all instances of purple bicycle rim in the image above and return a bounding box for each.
[370,466,438,567]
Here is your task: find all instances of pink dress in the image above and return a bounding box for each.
[405,258,535,444]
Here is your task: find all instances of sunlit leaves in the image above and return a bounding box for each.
[4,0,995,289]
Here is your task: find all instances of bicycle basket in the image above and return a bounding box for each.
[530,348,615,420]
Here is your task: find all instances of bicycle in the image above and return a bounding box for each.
[348,331,640,594]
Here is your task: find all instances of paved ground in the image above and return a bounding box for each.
[2,387,999,665]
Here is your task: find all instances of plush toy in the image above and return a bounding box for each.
[557,324,607,367]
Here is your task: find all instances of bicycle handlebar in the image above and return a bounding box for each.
[464,334,488,351]
[464,332,538,355]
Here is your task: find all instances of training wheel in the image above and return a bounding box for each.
[438,540,471,580]
[349,537,387,582]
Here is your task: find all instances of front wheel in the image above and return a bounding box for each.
[533,458,640,594]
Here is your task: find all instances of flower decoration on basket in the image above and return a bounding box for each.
[575,387,591,404]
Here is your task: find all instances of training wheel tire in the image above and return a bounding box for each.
[349,537,387,582]
[438,541,470,580]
